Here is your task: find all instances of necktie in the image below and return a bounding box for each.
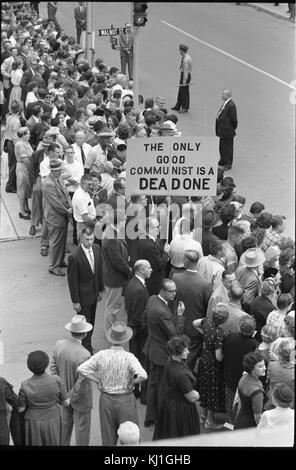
[180,57,184,70]
[88,248,94,272]
[80,146,85,165]
[80,6,82,13]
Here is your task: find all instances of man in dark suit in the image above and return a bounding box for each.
[43,155,72,276]
[20,57,38,104]
[172,250,212,372]
[142,279,185,427]
[108,177,129,211]
[67,227,104,354]
[136,217,168,296]
[125,259,151,398]
[215,89,238,170]
[74,2,87,45]
[102,209,132,331]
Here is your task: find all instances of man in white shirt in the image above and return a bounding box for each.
[84,129,115,175]
[63,146,84,245]
[72,131,92,166]
[72,174,96,241]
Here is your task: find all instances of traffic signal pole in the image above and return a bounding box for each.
[132,25,140,110]
[86,2,93,65]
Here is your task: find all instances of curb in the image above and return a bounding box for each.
[244,3,292,21]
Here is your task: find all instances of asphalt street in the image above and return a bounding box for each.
[0,2,294,448]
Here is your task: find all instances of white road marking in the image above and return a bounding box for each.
[162,20,296,90]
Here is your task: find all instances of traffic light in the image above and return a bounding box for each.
[133,3,148,27]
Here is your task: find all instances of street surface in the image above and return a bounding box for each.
[0,2,294,447]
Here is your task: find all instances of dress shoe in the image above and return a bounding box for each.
[6,188,17,193]
[59,260,68,268]
[49,268,65,277]
[171,106,179,111]
[25,209,31,215]
[29,225,36,236]
[178,109,189,113]
[40,247,49,256]
[19,212,30,220]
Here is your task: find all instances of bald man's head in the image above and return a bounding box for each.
[222,89,232,101]
[134,259,152,280]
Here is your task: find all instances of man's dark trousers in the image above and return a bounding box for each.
[80,303,97,355]
[219,137,234,168]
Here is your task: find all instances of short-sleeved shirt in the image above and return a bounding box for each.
[72,186,96,223]
[77,346,147,395]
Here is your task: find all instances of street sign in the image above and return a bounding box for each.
[97,27,127,36]
[125,136,219,196]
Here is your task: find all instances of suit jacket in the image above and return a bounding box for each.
[34,121,51,145]
[102,226,131,288]
[235,266,261,311]
[215,99,238,138]
[20,68,34,103]
[50,338,92,412]
[43,172,71,227]
[125,276,149,329]
[30,148,45,182]
[65,98,77,118]
[74,5,86,27]
[108,192,129,211]
[136,237,168,296]
[250,295,275,338]
[172,270,212,338]
[142,295,185,366]
[67,245,104,305]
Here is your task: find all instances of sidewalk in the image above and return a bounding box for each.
[243,3,294,21]
[0,126,39,241]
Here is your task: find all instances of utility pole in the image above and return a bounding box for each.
[86,2,93,65]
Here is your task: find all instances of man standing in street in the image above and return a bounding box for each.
[142,279,185,427]
[77,321,147,446]
[47,2,62,33]
[172,250,212,372]
[50,315,93,446]
[102,209,132,331]
[171,44,192,113]
[215,89,238,170]
[43,157,72,276]
[67,227,104,354]
[119,23,134,80]
[74,2,87,45]
[125,259,152,398]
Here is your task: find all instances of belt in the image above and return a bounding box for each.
[101,391,133,397]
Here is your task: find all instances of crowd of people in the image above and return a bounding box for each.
[0,2,294,447]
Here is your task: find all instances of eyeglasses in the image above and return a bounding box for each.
[166,289,176,293]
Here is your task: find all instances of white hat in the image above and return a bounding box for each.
[117,421,140,445]
[65,315,93,333]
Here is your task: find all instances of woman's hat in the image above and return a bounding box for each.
[105,321,133,344]
[65,315,93,333]
[27,350,49,374]
[11,101,21,113]
[273,383,294,404]
[244,248,260,268]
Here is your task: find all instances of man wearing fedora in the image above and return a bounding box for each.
[77,321,147,446]
[235,248,261,314]
[67,227,104,354]
[50,315,93,446]
[43,155,72,276]
[171,44,192,113]
[201,209,220,256]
